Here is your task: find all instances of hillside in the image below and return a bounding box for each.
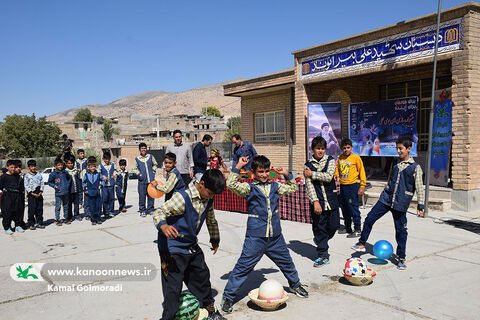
[48,80,243,121]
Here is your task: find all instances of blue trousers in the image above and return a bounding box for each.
[223,234,301,301]
[85,194,102,222]
[340,183,362,232]
[359,201,408,259]
[54,195,69,221]
[311,207,339,259]
[138,182,154,213]
[68,192,80,220]
[102,186,115,215]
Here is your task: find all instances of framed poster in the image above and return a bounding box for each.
[307,102,342,160]
[349,97,418,157]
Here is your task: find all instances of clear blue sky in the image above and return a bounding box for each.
[0,0,472,121]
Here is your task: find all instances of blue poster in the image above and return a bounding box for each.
[307,102,342,160]
[349,97,418,157]
[430,88,453,187]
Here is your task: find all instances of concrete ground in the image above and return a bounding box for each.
[1,179,479,320]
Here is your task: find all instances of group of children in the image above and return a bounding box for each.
[152,135,424,320]
[0,149,130,233]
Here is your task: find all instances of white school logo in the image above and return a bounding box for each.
[10,263,45,282]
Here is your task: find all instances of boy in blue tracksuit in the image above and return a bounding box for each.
[352,136,425,270]
[99,151,116,218]
[221,155,308,314]
[65,155,82,222]
[150,152,185,202]
[48,158,71,226]
[115,159,128,213]
[83,159,104,225]
[304,136,340,268]
[132,143,158,217]
[153,169,227,320]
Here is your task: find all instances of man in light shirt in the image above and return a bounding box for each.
[165,130,194,186]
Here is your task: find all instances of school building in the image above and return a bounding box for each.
[224,2,480,212]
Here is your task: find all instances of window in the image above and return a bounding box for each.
[379,76,452,151]
[255,111,285,143]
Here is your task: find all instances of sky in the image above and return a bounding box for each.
[0,0,472,121]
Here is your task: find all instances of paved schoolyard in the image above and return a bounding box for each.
[1,179,479,319]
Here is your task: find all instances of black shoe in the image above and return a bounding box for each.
[36,224,45,229]
[338,229,352,234]
[92,221,97,225]
[140,212,147,217]
[29,225,36,230]
[290,284,308,298]
[96,220,102,225]
[221,297,234,314]
[207,308,227,320]
[75,216,83,221]
[346,231,361,238]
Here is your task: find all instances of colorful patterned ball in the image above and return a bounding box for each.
[343,258,368,277]
[174,292,199,320]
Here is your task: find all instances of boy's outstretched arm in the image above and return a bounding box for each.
[151,173,178,194]
[205,206,220,254]
[153,192,186,238]
[226,157,251,198]
[274,167,297,195]
[414,165,425,217]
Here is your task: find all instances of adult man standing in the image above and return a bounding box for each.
[193,134,213,181]
[166,130,194,186]
[231,134,257,170]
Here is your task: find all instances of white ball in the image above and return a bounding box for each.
[258,280,284,301]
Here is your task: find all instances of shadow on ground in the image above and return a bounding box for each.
[287,240,317,261]
[442,219,480,235]
[221,268,279,302]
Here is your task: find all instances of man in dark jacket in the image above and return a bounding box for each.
[193,134,213,181]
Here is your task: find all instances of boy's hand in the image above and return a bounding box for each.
[235,157,249,170]
[103,175,108,181]
[313,201,322,215]
[211,243,219,254]
[160,224,179,239]
[303,167,312,178]
[358,187,365,196]
[112,174,117,179]
[150,181,158,187]
[163,169,167,178]
[274,167,288,176]
[417,209,424,218]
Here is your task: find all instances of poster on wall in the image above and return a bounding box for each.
[348,97,418,157]
[429,88,453,187]
[307,102,342,160]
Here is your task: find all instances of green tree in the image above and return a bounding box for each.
[102,119,119,142]
[0,114,62,157]
[201,106,221,117]
[223,116,241,142]
[73,108,93,122]
[95,116,105,124]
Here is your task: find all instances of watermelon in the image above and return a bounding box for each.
[174,292,200,320]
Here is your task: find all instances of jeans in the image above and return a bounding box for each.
[54,195,69,221]
[340,183,362,231]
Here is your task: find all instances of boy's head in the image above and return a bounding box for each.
[54,158,64,170]
[119,159,127,170]
[65,158,75,170]
[27,159,37,172]
[311,136,327,160]
[164,152,176,172]
[77,149,85,159]
[251,155,271,183]
[197,169,226,199]
[341,138,353,156]
[396,136,413,160]
[103,151,111,164]
[87,159,97,173]
[14,160,22,174]
[62,134,68,140]
[5,159,15,174]
[138,143,147,156]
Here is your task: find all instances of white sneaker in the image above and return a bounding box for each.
[15,226,25,233]
[5,229,14,235]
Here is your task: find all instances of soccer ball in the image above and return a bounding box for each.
[258,279,284,302]
[343,258,368,277]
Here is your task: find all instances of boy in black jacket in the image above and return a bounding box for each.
[0,160,26,234]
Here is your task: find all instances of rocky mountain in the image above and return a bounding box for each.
[48,80,244,122]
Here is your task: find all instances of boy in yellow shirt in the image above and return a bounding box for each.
[335,138,367,238]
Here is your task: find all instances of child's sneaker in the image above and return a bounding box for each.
[397,259,407,270]
[346,230,362,238]
[29,224,36,230]
[290,284,308,298]
[108,212,115,218]
[64,219,71,225]
[56,220,62,226]
[121,208,127,213]
[36,224,45,229]
[313,257,330,268]
[5,229,14,235]
[15,226,25,233]
[220,297,234,314]
[352,242,366,252]
[75,216,83,221]
[92,221,97,225]
[206,307,227,320]
[140,212,147,217]
[96,220,103,225]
